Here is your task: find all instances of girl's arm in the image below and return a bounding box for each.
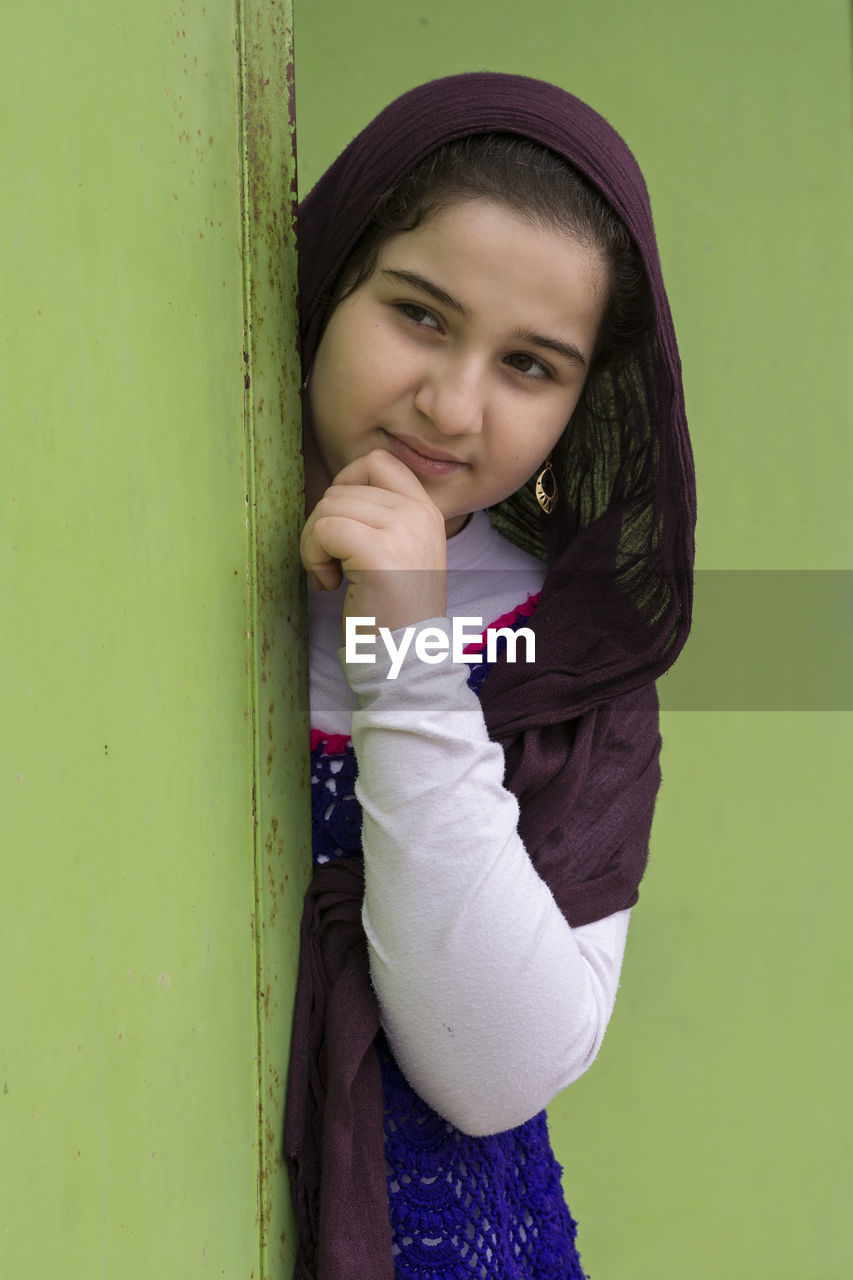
[305,453,632,1135]
[347,623,631,1137]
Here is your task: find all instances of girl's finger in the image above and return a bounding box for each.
[305,562,343,591]
[302,513,382,572]
[330,448,436,501]
[310,486,408,530]
[306,567,334,591]
[300,531,344,590]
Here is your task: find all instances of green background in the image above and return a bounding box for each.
[291,2,853,1278]
[2,1,305,1276]
[2,1,851,1277]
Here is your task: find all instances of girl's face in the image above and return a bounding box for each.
[305,198,608,536]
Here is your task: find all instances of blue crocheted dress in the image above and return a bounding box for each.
[309,606,589,1280]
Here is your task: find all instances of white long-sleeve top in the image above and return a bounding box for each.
[308,510,631,1137]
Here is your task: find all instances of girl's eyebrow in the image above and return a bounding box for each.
[382,267,587,370]
[511,328,587,370]
[382,268,468,316]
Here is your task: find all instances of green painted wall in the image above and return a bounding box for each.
[3,2,850,1274]
[2,3,306,1277]
[294,3,853,1277]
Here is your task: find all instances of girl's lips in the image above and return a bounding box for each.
[380,430,466,477]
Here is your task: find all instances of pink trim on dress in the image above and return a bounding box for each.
[310,729,352,755]
[460,592,541,655]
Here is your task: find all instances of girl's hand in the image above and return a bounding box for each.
[300,448,448,634]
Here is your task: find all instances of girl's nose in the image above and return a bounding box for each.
[413,358,485,436]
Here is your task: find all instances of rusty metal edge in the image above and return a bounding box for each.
[236,0,308,1276]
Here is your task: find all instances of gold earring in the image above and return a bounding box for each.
[535,461,558,514]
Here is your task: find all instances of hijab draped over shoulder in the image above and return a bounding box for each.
[286,72,696,1278]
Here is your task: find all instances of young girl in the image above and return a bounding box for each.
[285,72,695,1280]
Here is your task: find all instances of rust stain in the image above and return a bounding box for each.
[244,9,305,1264]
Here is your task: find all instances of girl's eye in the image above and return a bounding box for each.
[506,352,551,381]
[398,302,442,330]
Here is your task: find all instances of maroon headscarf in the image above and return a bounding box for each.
[286,72,695,1278]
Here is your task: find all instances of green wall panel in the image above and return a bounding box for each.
[294,2,853,1276]
[2,2,305,1277]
